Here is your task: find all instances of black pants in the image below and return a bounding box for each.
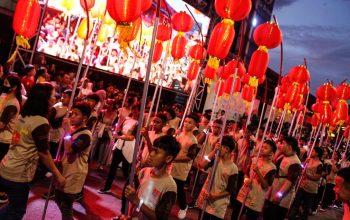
[312,185,325,211]
[263,200,288,220]
[120,175,140,214]
[231,200,260,220]
[198,210,222,220]
[231,171,245,206]
[192,169,208,202]
[288,188,316,220]
[321,183,335,209]
[103,149,130,190]
[174,178,187,210]
[0,142,10,161]
[55,190,78,220]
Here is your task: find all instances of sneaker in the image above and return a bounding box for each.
[75,192,84,201]
[0,193,8,204]
[178,206,188,219]
[97,188,111,194]
[42,192,55,199]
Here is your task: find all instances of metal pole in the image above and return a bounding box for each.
[245,99,255,129]
[125,0,161,214]
[30,0,49,64]
[288,111,297,136]
[255,102,266,141]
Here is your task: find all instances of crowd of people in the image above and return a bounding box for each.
[0,60,349,220]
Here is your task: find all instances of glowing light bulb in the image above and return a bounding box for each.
[64,135,71,141]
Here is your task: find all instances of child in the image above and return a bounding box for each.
[196,135,238,220]
[55,102,92,219]
[124,135,181,219]
[233,140,277,220]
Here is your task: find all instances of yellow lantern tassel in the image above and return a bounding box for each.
[207,56,220,70]
[7,50,17,64]
[16,36,31,49]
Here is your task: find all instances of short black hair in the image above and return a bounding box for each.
[283,136,300,154]
[264,139,277,153]
[86,93,100,103]
[155,112,167,123]
[213,118,223,125]
[164,107,176,119]
[72,102,91,117]
[202,113,211,121]
[153,135,181,162]
[221,135,236,152]
[186,113,200,124]
[63,89,72,97]
[337,167,350,188]
[314,146,323,159]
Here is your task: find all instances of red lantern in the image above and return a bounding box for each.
[280,76,292,94]
[214,0,252,21]
[207,19,235,69]
[152,41,163,63]
[171,35,187,60]
[284,83,300,105]
[13,0,41,39]
[223,75,241,95]
[318,102,332,124]
[291,94,304,111]
[299,83,309,95]
[226,59,246,77]
[248,47,269,79]
[311,114,319,128]
[172,12,194,32]
[217,66,231,80]
[215,80,225,97]
[336,82,350,100]
[311,102,320,113]
[141,0,152,11]
[189,44,206,60]
[156,25,172,41]
[107,0,141,23]
[258,75,266,84]
[242,73,250,85]
[187,61,200,81]
[334,100,349,125]
[344,127,350,139]
[275,95,286,109]
[316,82,337,101]
[80,0,96,11]
[253,22,283,49]
[241,85,255,102]
[204,65,216,84]
[289,65,310,84]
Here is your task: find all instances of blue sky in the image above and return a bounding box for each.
[269,0,350,94]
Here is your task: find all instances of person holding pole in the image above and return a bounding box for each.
[196,135,238,220]
[288,146,323,220]
[232,140,277,220]
[55,102,92,220]
[263,136,301,220]
[0,83,65,220]
[171,113,199,219]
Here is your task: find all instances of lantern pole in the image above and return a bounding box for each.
[255,102,266,141]
[342,132,350,159]
[288,110,297,136]
[30,0,49,64]
[200,66,239,220]
[331,126,342,159]
[275,108,286,138]
[292,110,302,137]
[246,99,255,129]
[297,81,310,137]
[125,0,162,214]
[268,106,277,135]
[66,16,82,59]
[41,17,92,220]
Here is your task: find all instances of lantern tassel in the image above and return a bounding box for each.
[15,35,31,49]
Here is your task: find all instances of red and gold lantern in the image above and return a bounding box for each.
[316,82,337,101]
[156,25,172,41]
[187,61,200,81]
[141,0,152,12]
[215,80,225,97]
[152,41,163,63]
[333,100,349,125]
[80,0,95,11]
[318,102,332,124]
[171,35,187,60]
[107,0,141,23]
[172,11,194,32]
[289,65,310,84]
[253,22,283,49]
[214,0,252,21]
[204,66,216,84]
[189,43,206,60]
[223,75,241,95]
[311,114,319,128]
[226,59,246,77]
[13,0,41,40]
[248,46,269,79]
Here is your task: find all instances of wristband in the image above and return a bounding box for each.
[136,199,144,212]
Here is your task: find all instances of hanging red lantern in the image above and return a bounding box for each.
[107,0,141,23]
[284,83,300,106]
[241,85,255,102]
[172,12,194,32]
[253,22,283,49]
[189,44,206,60]
[311,102,320,113]
[334,100,349,125]
[141,0,152,12]
[344,127,350,140]
[299,83,309,95]
[226,59,246,77]
[214,0,252,21]
[156,25,172,41]
[215,80,225,97]
[291,94,304,112]
[171,35,187,60]
[318,102,332,124]
[336,82,350,100]
[204,66,216,84]
[152,41,163,63]
[207,19,235,70]
[242,73,250,85]
[217,66,231,80]
[280,76,292,94]
[316,82,337,101]
[289,65,310,84]
[223,75,241,95]
[311,114,319,128]
[275,95,286,110]
[258,74,266,84]
[248,47,269,79]
[187,61,200,81]
[13,0,41,40]
[80,0,96,11]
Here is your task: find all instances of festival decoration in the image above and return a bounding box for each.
[107,0,141,24]
[97,24,109,42]
[80,0,95,11]
[248,47,269,79]
[77,18,93,39]
[289,65,310,84]
[186,43,206,81]
[187,61,200,81]
[171,12,194,60]
[152,41,163,63]
[141,0,152,12]
[12,0,41,49]
[214,0,252,21]
[61,0,76,11]
[223,75,241,96]
[253,22,283,49]
[171,35,187,60]
[152,25,172,63]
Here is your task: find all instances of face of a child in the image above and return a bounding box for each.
[147,147,171,168]
[260,143,273,157]
[152,117,164,132]
[70,108,86,126]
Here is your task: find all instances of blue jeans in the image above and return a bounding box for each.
[0,177,30,220]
